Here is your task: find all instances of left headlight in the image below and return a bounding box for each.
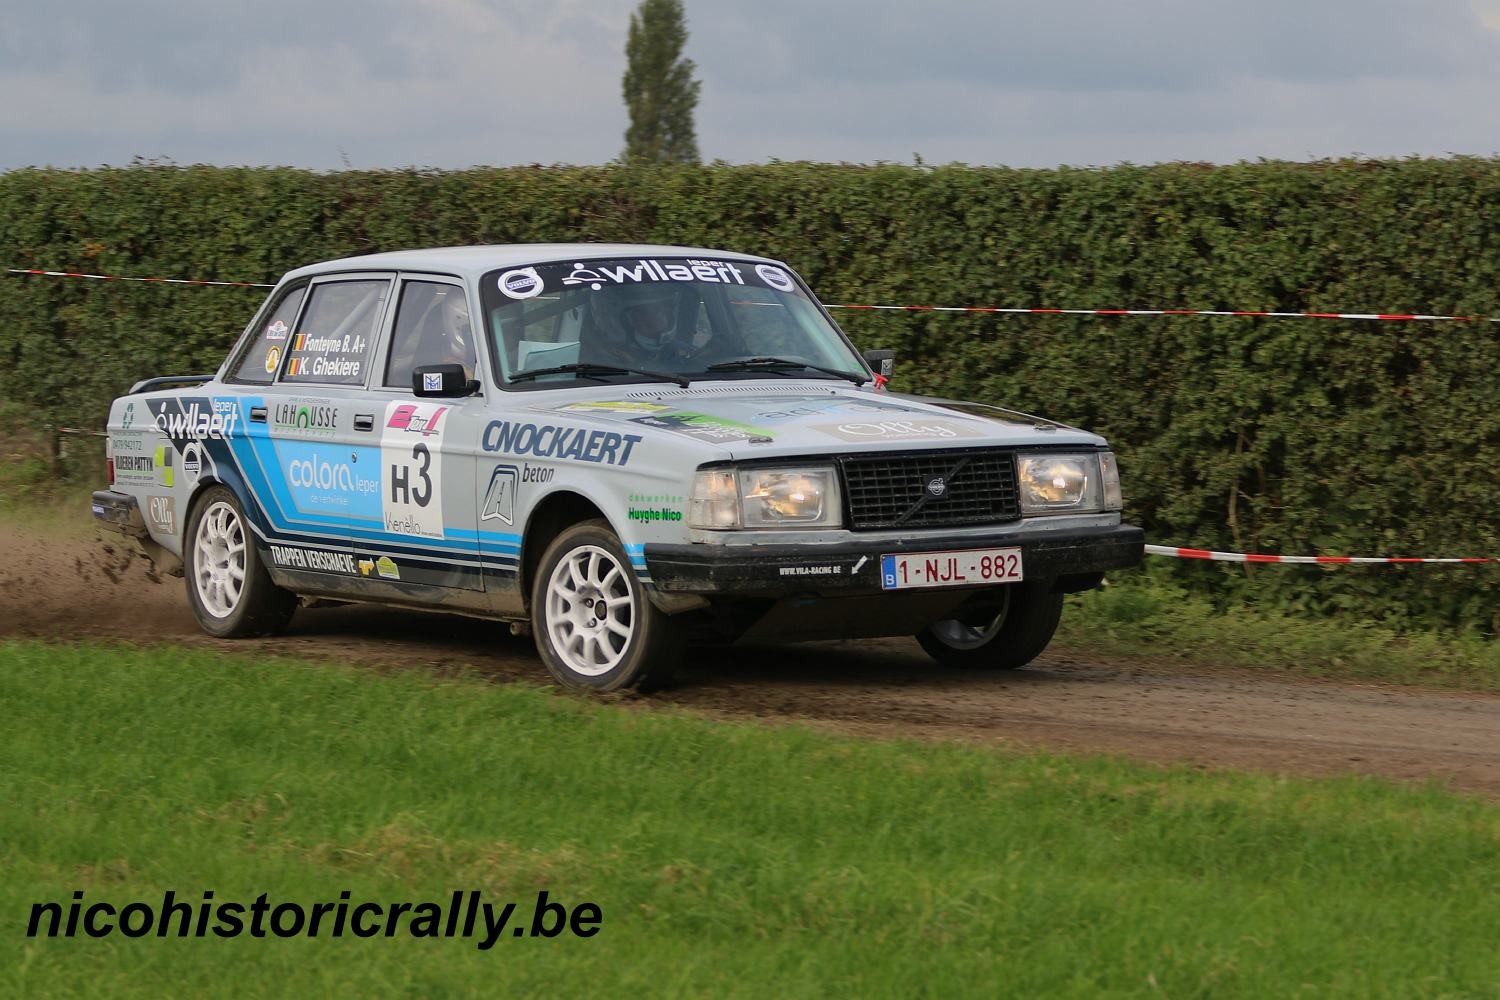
[688,466,842,529]
[1017,453,1120,515]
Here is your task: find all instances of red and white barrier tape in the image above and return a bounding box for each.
[1145,544,1494,565]
[825,303,1497,323]
[7,267,1496,321]
[6,268,273,288]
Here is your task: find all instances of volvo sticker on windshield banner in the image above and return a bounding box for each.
[494,257,801,299]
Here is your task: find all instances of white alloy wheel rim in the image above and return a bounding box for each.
[930,588,1012,650]
[194,500,247,618]
[545,543,635,677]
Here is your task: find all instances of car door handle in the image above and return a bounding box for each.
[354,414,374,432]
[249,406,267,423]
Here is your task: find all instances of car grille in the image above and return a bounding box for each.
[840,449,1020,530]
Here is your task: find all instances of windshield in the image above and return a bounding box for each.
[480,256,867,386]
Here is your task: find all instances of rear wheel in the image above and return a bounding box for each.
[530,520,683,692]
[184,485,296,638]
[915,581,1063,669]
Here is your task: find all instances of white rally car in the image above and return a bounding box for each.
[92,244,1142,690]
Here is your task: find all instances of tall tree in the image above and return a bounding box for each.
[621,0,701,164]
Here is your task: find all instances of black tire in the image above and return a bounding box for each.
[530,519,684,692]
[183,485,296,638]
[915,581,1064,669]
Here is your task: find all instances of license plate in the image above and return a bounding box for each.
[880,547,1023,590]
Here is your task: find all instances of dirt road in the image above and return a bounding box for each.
[6,521,1498,797]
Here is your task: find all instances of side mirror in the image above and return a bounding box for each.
[413,364,479,398]
[862,349,895,381]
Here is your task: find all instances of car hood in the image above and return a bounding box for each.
[525,382,1106,459]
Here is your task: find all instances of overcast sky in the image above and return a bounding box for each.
[6,0,1500,172]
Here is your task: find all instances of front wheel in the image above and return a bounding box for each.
[184,485,296,637]
[915,581,1063,669]
[530,520,683,692]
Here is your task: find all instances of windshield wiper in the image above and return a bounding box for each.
[510,363,690,387]
[705,357,869,385]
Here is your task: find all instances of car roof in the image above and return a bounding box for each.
[281,243,782,283]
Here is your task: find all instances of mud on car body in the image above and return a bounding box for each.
[92,244,1143,691]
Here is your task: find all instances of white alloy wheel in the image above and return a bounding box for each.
[544,543,635,677]
[193,499,247,618]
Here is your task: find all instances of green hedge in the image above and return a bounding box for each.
[4,160,1499,630]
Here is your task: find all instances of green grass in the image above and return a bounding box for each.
[3,640,1498,997]
[1062,574,1500,691]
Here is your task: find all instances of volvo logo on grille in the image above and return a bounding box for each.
[926,477,948,498]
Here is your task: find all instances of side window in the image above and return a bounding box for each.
[229,285,306,384]
[384,281,477,388]
[279,279,389,386]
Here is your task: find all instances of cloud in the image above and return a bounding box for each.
[4,0,1500,171]
[699,0,1497,92]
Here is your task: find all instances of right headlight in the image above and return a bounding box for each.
[688,466,842,529]
[1017,452,1122,515]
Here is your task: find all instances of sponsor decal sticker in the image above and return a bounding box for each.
[152,398,239,441]
[113,451,155,484]
[480,464,518,525]
[555,400,669,414]
[813,419,981,443]
[280,441,381,517]
[122,402,135,430]
[272,399,338,438]
[154,446,175,487]
[562,258,747,289]
[497,267,544,299]
[264,345,282,374]
[266,319,289,342]
[269,544,358,575]
[750,398,913,424]
[626,494,685,525]
[423,371,443,392]
[629,411,772,444]
[627,506,682,524]
[482,420,641,466]
[387,403,447,437]
[358,559,375,576]
[376,556,400,580]
[145,495,177,535]
[181,443,203,483]
[382,401,449,539]
[779,565,844,577]
[755,264,796,293]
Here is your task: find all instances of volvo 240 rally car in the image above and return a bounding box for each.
[92,244,1143,690]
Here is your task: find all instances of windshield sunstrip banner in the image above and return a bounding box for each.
[491,257,803,300]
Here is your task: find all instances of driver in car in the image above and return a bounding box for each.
[424,287,474,378]
[582,284,704,368]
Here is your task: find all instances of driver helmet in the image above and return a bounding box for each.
[440,288,471,354]
[594,284,684,357]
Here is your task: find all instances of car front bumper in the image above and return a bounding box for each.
[644,523,1144,597]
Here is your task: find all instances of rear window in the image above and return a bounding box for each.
[229,285,305,384]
